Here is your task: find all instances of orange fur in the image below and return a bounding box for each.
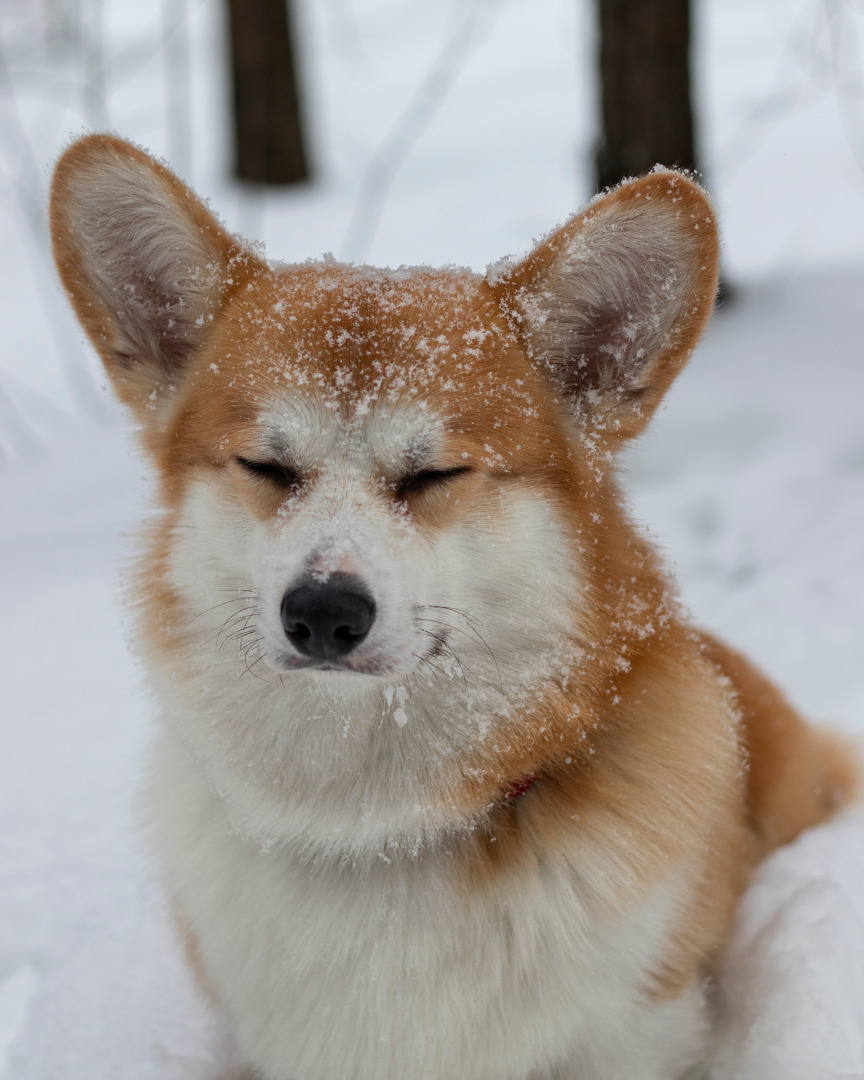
[699,633,859,853]
[49,135,860,1080]
[51,137,854,898]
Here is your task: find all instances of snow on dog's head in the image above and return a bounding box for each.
[50,136,718,852]
[163,263,587,691]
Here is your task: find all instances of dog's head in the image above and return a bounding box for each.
[50,137,718,848]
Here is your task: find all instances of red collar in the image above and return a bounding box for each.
[503,774,536,801]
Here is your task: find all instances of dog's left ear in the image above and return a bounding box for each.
[489,171,719,443]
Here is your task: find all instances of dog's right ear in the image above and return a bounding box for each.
[50,135,263,416]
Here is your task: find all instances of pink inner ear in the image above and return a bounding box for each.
[523,204,699,410]
[98,250,202,373]
[495,174,722,439]
[59,148,231,382]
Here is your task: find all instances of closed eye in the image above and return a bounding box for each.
[236,456,300,488]
[395,466,471,498]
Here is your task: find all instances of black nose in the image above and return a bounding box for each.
[280,574,376,660]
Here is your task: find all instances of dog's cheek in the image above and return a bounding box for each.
[437,484,583,674]
[168,476,262,619]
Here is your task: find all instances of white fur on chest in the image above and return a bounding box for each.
[148,727,707,1080]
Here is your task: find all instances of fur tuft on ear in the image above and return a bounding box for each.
[489,170,719,443]
[50,135,263,413]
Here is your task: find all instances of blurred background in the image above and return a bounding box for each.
[1,3,864,1077]
[2,0,864,425]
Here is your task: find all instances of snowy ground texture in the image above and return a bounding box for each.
[1,0,864,1077]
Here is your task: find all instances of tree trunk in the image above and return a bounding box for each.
[227,0,310,184]
[595,0,695,192]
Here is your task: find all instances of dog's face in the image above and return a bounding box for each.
[165,263,584,697]
[50,138,718,848]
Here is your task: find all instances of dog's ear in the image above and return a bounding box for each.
[50,135,264,416]
[489,171,719,444]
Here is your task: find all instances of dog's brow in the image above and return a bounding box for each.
[262,432,294,462]
[256,398,335,466]
[362,405,442,472]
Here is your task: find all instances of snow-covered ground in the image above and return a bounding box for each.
[1,0,863,1077]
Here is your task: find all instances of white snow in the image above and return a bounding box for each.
[711,805,864,1080]
[1,0,863,1076]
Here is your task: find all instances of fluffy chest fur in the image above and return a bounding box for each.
[149,724,709,1080]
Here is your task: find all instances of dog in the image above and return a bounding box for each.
[50,134,857,1080]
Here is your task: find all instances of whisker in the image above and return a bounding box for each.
[411,652,446,690]
[417,609,503,695]
[187,593,259,627]
[203,605,258,649]
[216,608,259,652]
[418,628,469,690]
[426,604,487,632]
[240,640,272,682]
[219,627,260,654]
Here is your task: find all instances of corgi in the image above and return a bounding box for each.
[50,135,857,1080]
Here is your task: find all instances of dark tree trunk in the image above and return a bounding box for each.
[227,0,310,184]
[595,0,695,192]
